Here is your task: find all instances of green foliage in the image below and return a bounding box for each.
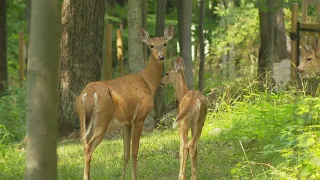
[211,1,260,69]
[7,0,28,84]
[0,125,14,158]
[0,86,26,143]
[207,80,320,179]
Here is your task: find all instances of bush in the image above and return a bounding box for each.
[208,82,320,179]
[0,86,26,143]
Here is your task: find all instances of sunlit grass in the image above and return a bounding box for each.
[1,116,247,180]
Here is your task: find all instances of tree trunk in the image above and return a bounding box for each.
[177,0,193,89]
[59,0,105,134]
[142,0,148,65]
[103,24,113,80]
[219,0,228,80]
[198,0,205,91]
[258,0,276,86]
[26,0,61,179]
[0,0,7,93]
[274,8,288,60]
[153,0,167,128]
[128,0,144,72]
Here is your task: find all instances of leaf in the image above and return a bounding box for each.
[299,138,315,147]
[310,157,320,167]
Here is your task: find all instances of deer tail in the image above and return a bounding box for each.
[80,91,98,141]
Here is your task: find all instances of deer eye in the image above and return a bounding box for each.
[150,45,154,48]
[307,57,312,62]
[166,72,169,75]
[163,43,166,46]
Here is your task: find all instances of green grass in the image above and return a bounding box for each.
[1,118,257,180]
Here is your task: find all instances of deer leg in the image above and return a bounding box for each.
[189,121,204,180]
[122,124,133,180]
[131,120,144,180]
[83,133,105,180]
[83,111,111,180]
[178,122,189,180]
[189,144,198,180]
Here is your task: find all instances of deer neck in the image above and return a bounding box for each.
[173,70,189,103]
[139,56,163,96]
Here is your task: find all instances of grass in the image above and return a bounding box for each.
[0,114,263,180]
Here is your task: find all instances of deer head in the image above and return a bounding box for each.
[138,25,174,61]
[297,44,320,78]
[160,57,185,86]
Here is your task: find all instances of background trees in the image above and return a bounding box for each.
[0,0,7,93]
[128,0,144,72]
[177,0,193,89]
[258,0,288,87]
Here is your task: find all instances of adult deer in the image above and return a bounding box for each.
[76,26,175,180]
[160,57,208,180]
[297,44,320,78]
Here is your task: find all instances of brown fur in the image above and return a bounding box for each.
[160,57,208,180]
[297,45,320,78]
[77,26,175,180]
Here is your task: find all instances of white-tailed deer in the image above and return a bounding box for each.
[297,44,320,78]
[76,26,175,180]
[160,57,208,180]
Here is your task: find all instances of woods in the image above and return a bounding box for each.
[1,0,320,179]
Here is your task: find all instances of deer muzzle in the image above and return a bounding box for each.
[158,54,165,60]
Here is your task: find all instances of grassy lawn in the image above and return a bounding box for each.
[1,116,281,180]
[1,121,264,180]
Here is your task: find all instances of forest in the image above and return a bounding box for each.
[1,0,320,179]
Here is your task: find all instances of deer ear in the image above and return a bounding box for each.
[312,40,319,52]
[164,25,175,42]
[302,45,312,53]
[174,57,183,71]
[138,28,150,44]
[316,50,320,57]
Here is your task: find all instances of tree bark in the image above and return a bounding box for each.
[153,0,167,128]
[177,0,193,89]
[198,0,205,91]
[128,0,144,72]
[142,0,148,65]
[59,0,105,134]
[26,0,61,179]
[258,0,276,85]
[275,8,288,61]
[0,0,7,93]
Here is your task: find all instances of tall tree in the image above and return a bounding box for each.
[26,0,61,179]
[258,0,288,85]
[128,0,144,72]
[177,0,193,89]
[59,0,105,134]
[198,0,205,91]
[0,0,7,93]
[153,0,167,127]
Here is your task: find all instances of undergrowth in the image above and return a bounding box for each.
[206,80,320,179]
[0,86,26,144]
